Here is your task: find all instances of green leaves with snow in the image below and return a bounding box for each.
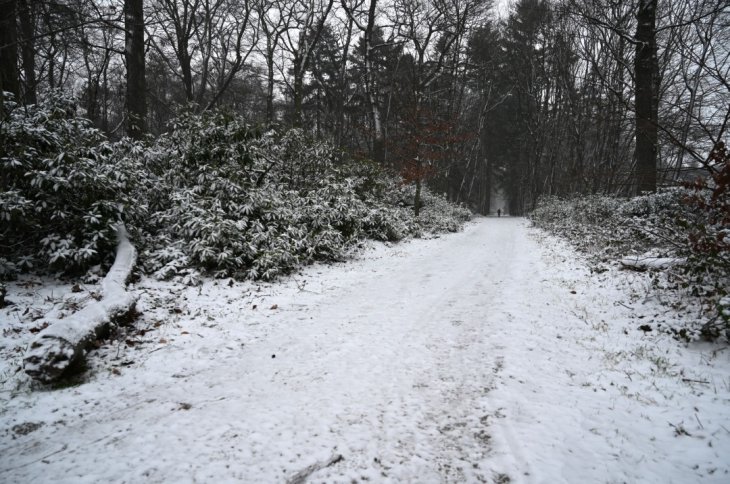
[0,92,147,276]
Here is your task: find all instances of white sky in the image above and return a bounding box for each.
[494,0,513,18]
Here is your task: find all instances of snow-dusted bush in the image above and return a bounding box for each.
[2,97,472,283]
[681,143,730,338]
[530,195,626,258]
[531,190,698,261]
[139,111,471,281]
[0,92,147,277]
[408,187,472,235]
[137,113,351,280]
[683,143,730,274]
[530,187,728,340]
[619,189,700,257]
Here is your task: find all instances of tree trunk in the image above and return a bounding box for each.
[24,225,138,383]
[179,48,194,103]
[0,0,19,103]
[293,55,303,128]
[48,39,55,89]
[266,46,275,124]
[335,16,353,149]
[124,0,146,139]
[17,0,36,105]
[362,0,385,163]
[414,165,422,218]
[634,0,658,193]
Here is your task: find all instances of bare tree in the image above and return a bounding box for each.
[276,0,335,127]
[204,0,258,110]
[147,0,257,111]
[342,0,384,159]
[256,0,289,123]
[17,0,37,104]
[391,0,483,214]
[660,0,730,178]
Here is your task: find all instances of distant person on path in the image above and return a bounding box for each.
[497,208,501,217]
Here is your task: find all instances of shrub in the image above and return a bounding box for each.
[2,97,472,283]
[529,183,728,341]
[140,112,472,281]
[412,187,472,235]
[0,92,146,277]
[682,143,730,338]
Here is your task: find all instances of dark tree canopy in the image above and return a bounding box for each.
[1,0,727,210]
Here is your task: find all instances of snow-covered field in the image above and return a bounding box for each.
[1,218,728,483]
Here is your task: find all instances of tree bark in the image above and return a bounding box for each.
[17,0,36,105]
[266,44,276,123]
[293,55,304,127]
[414,162,422,218]
[257,0,285,125]
[363,0,384,162]
[24,225,138,383]
[0,0,20,103]
[124,0,146,139]
[634,0,658,193]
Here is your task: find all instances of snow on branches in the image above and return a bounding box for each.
[2,94,471,285]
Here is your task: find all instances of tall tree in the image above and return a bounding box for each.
[342,0,384,160]
[148,0,256,111]
[17,0,37,104]
[124,0,146,139]
[391,0,482,214]
[634,0,658,193]
[277,0,335,127]
[0,0,20,105]
[256,0,288,123]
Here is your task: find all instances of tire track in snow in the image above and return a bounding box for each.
[263,220,512,482]
[8,218,721,483]
[1,218,521,483]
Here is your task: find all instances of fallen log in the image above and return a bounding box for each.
[24,224,138,383]
[620,255,684,271]
[287,454,343,484]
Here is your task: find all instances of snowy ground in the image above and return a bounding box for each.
[1,218,729,483]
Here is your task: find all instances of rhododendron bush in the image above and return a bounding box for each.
[1,93,471,283]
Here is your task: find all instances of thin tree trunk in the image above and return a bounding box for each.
[266,45,275,123]
[335,16,353,148]
[675,31,711,179]
[293,55,304,127]
[414,166,422,217]
[180,50,194,103]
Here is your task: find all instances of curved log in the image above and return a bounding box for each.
[24,224,138,383]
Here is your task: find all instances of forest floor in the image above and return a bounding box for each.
[1,218,729,483]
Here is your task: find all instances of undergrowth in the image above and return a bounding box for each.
[529,153,730,342]
[1,92,472,284]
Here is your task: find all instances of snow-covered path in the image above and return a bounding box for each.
[2,218,729,483]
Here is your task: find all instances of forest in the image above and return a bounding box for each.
[1,2,730,479]
[0,0,726,211]
[1,1,729,333]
